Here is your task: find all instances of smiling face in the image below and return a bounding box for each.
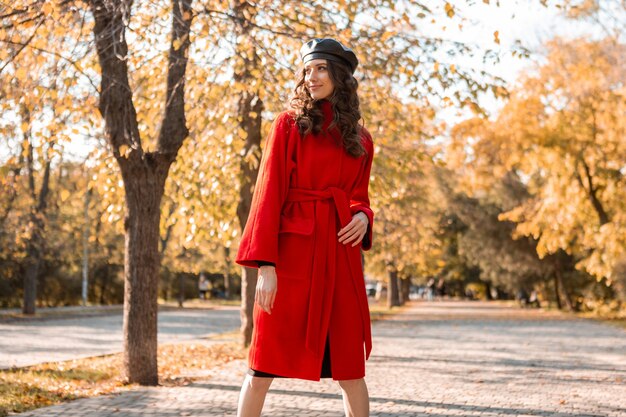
[304,59,335,100]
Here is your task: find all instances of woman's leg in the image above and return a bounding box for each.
[236,375,273,417]
[338,378,369,417]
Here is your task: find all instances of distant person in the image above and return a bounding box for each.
[529,290,541,308]
[516,289,529,307]
[198,273,209,300]
[235,38,375,417]
[375,281,384,301]
[426,278,435,301]
[436,278,446,299]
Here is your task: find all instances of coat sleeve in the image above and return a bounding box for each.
[349,131,375,251]
[236,113,294,268]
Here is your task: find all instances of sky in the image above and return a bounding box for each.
[424,0,611,120]
[1,1,614,163]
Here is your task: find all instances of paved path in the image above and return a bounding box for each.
[11,301,626,416]
[0,307,240,369]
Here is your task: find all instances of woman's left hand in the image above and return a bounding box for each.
[338,212,369,247]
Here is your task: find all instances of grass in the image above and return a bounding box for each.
[0,299,237,323]
[0,341,246,417]
[520,299,626,330]
[576,311,626,330]
[599,317,626,330]
[158,298,242,308]
[0,305,123,322]
[546,299,626,330]
[368,300,409,321]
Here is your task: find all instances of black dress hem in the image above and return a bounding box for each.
[248,335,332,378]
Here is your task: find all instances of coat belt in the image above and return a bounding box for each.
[284,187,372,359]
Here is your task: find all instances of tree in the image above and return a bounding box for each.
[193,0,516,322]
[361,82,442,308]
[446,37,626,308]
[0,3,94,313]
[84,0,194,385]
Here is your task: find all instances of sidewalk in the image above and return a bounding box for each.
[10,301,626,417]
[0,305,240,369]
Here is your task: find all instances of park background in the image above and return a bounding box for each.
[0,0,625,389]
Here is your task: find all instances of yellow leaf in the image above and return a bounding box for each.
[173,34,187,51]
[445,3,454,18]
[54,25,66,37]
[16,67,27,79]
[42,3,54,15]
[118,144,130,158]
[450,64,456,73]
[60,190,71,201]
[494,31,500,44]
[21,122,29,133]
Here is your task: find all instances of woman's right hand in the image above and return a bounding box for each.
[256,265,277,314]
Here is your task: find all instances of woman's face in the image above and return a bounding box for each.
[304,59,334,100]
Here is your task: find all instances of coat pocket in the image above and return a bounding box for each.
[276,216,314,280]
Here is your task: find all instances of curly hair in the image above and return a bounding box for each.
[289,60,366,158]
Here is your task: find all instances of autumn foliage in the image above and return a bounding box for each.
[1,2,624,325]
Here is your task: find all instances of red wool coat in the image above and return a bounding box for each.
[235,99,375,381]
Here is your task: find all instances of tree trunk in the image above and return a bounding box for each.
[236,94,261,344]
[550,252,576,311]
[177,273,185,307]
[554,268,574,311]
[400,276,411,304]
[121,171,165,386]
[88,0,193,386]
[576,112,609,226]
[82,187,91,306]
[22,116,52,315]
[485,281,494,300]
[23,209,45,314]
[553,274,563,310]
[22,235,41,314]
[240,266,258,347]
[387,267,401,308]
[99,263,108,305]
[233,0,264,347]
[224,246,231,299]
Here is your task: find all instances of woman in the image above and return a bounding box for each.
[235,38,375,417]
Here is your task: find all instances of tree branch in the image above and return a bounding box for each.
[0,17,44,74]
[576,156,610,225]
[88,0,142,157]
[0,38,100,92]
[156,0,193,158]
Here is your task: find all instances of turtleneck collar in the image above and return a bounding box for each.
[315,99,343,144]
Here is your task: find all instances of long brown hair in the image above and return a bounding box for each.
[289,60,366,158]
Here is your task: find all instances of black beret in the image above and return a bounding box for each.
[300,38,358,74]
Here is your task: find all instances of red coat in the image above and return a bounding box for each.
[235,99,374,381]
